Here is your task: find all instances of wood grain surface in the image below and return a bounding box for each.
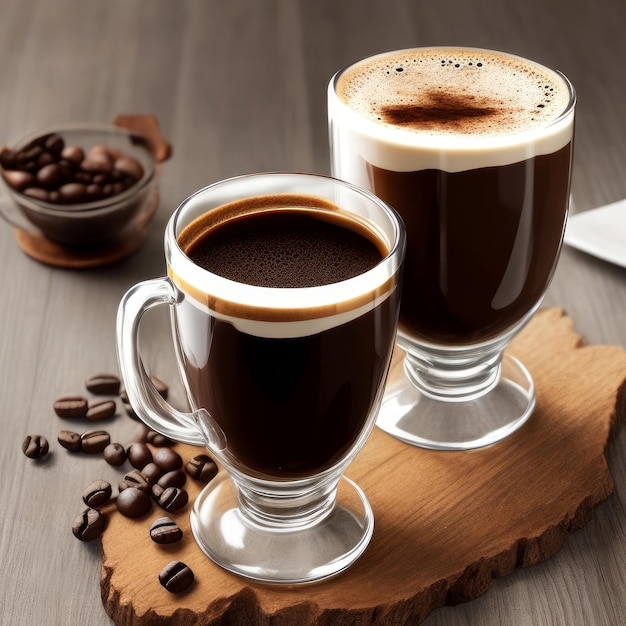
[1,1,625,625]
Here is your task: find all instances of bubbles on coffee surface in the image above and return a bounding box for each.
[336,48,571,136]
[185,209,383,288]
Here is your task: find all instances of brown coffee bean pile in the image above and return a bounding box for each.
[21,370,216,593]
[0,133,145,205]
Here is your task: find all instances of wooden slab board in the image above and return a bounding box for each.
[101,308,626,624]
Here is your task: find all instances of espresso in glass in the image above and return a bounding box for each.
[117,173,404,583]
[175,196,398,478]
[329,47,575,449]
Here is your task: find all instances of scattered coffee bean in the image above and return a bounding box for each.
[159,561,194,593]
[72,507,107,542]
[146,430,174,447]
[22,434,49,459]
[141,462,163,484]
[127,442,153,469]
[149,517,183,545]
[151,483,165,500]
[82,479,112,508]
[153,448,182,472]
[121,397,139,420]
[116,487,152,518]
[185,454,218,482]
[157,470,187,489]
[85,373,121,396]
[119,469,150,493]
[103,442,127,466]
[80,429,111,453]
[155,486,188,513]
[54,395,88,418]
[86,399,116,421]
[58,430,82,452]
[0,133,145,205]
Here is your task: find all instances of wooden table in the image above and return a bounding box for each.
[1,1,624,624]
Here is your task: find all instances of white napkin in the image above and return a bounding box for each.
[564,198,626,268]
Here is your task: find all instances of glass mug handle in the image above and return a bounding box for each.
[116,277,227,454]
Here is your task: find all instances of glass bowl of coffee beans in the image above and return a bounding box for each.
[0,123,157,246]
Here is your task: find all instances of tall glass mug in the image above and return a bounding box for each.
[116,173,405,583]
[328,47,575,450]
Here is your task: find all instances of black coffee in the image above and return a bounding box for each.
[330,47,575,345]
[176,196,399,478]
[369,143,572,343]
[185,209,382,288]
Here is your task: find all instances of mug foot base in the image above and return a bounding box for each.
[190,474,374,584]
[377,354,535,450]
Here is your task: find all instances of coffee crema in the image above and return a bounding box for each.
[170,193,397,337]
[330,47,575,173]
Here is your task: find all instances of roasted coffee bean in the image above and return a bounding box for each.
[72,507,107,542]
[103,442,127,466]
[23,187,51,201]
[44,134,64,155]
[3,169,34,191]
[80,429,111,453]
[59,182,88,203]
[22,435,49,459]
[141,462,163,484]
[60,145,84,165]
[157,470,187,489]
[82,479,112,508]
[156,486,188,513]
[127,442,153,469]
[149,517,183,545]
[54,395,88,418]
[58,429,82,452]
[36,163,64,187]
[153,448,182,472]
[114,156,144,179]
[146,430,174,447]
[116,487,152,518]
[85,373,121,396]
[185,454,218,482]
[81,147,113,172]
[159,561,194,593]
[119,469,150,492]
[122,397,139,420]
[86,399,116,421]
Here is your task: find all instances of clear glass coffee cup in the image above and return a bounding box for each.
[328,47,576,450]
[116,172,405,583]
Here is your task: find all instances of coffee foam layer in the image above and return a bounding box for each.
[329,47,575,172]
[167,193,400,338]
[177,286,395,339]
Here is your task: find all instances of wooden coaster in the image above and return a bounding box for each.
[100,308,626,624]
[14,191,159,269]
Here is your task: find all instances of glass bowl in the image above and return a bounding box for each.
[0,123,157,247]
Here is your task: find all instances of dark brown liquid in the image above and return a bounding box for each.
[185,209,382,287]
[368,143,572,344]
[177,207,399,478]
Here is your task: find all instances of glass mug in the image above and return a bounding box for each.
[328,47,576,450]
[116,172,405,583]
